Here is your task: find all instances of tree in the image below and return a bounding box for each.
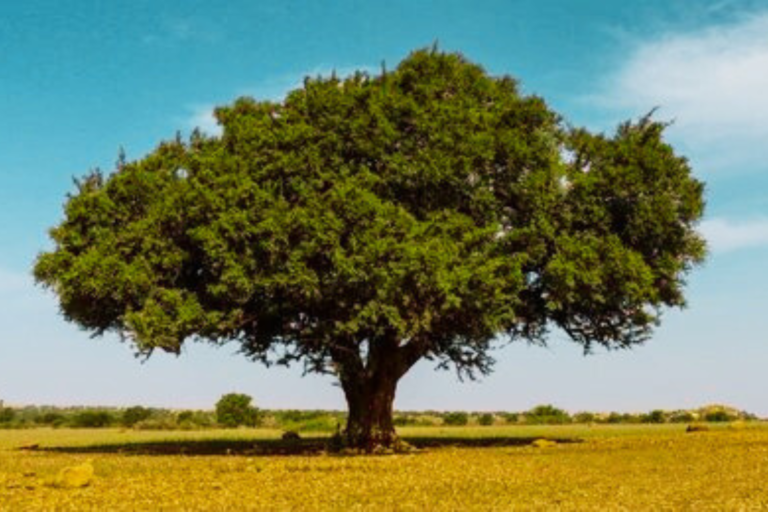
[122,406,153,427]
[524,404,571,425]
[34,48,705,450]
[215,393,259,427]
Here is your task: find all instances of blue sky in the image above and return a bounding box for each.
[2,0,768,414]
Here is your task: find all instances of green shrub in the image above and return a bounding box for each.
[71,410,114,428]
[37,412,66,427]
[216,393,259,428]
[501,412,520,424]
[176,410,215,428]
[603,412,639,424]
[704,410,735,422]
[0,407,16,424]
[524,405,571,425]
[573,412,595,424]
[641,410,667,424]
[443,412,469,426]
[122,406,153,427]
[478,413,495,426]
[669,411,695,423]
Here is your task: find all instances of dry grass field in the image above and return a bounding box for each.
[2,423,768,510]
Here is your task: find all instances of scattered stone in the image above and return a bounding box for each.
[53,461,94,488]
[532,438,557,448]
[282,431,301,441]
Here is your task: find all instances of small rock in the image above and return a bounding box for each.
[532,438,557,448]
[53,461,94,488]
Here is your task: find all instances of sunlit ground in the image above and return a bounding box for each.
[2,424,768,510]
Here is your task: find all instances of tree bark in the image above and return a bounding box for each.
[334,336,424,451]
[341,370,399,451]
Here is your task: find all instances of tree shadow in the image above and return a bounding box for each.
[36,438,329,457]
[406,436,582,449]
[32,434,582,457]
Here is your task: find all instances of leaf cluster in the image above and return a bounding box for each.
[34,48,705,378]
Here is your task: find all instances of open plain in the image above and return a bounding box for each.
[2,424,768,510]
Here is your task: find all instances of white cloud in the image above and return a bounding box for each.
[601,11,768,172]
[185,65,377,136]
[186,104,222,136]
[700,217,768,253]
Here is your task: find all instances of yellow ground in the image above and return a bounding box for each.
[2,424,768,510]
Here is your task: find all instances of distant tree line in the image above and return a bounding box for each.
[0,399,757,431]
[394,404,757,426]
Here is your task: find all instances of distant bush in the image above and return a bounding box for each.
[573,412,595,424]
[668,411,695,423]
[704,410,735,422]
[641,410,667,424]
[71,410,114,428]
[524,405,571,425]
[133,417,178,430]
[122,406,153,427]
[176,410,215,429]
[500,412,520,424]
[275,410,328,423]
[216,393,260,428]
[604,412,640,424]
[697,405,743,423]
[393,415,417,427]
[443,412,469,426]
[0,407,16,424]
[37,412,66,427]
[478,413,495,426]
[271,409,341,432]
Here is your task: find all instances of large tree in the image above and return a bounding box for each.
[34,48,705,450]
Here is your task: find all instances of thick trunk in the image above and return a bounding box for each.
[341,371,399,451]
[332,335,425,452]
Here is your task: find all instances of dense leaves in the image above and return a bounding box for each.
[215,393,259,428]
[34,48,705,447]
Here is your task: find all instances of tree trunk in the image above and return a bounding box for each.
[341,370,399,451]
[332,335,425,452]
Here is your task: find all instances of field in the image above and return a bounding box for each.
[2,424,768,510]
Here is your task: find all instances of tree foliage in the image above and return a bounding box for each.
[122,406,153,427]
[34,47,705,448]
[215,393,259,428]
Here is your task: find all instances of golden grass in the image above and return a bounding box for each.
[2,424,768,510]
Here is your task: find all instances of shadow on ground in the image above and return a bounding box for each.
[28,435,582,457]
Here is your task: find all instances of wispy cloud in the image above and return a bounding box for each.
[185,65,377,135]
[598,10,768,173]
[186,104,222,136]
[142,17,220,46]
[700,217,768,253]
